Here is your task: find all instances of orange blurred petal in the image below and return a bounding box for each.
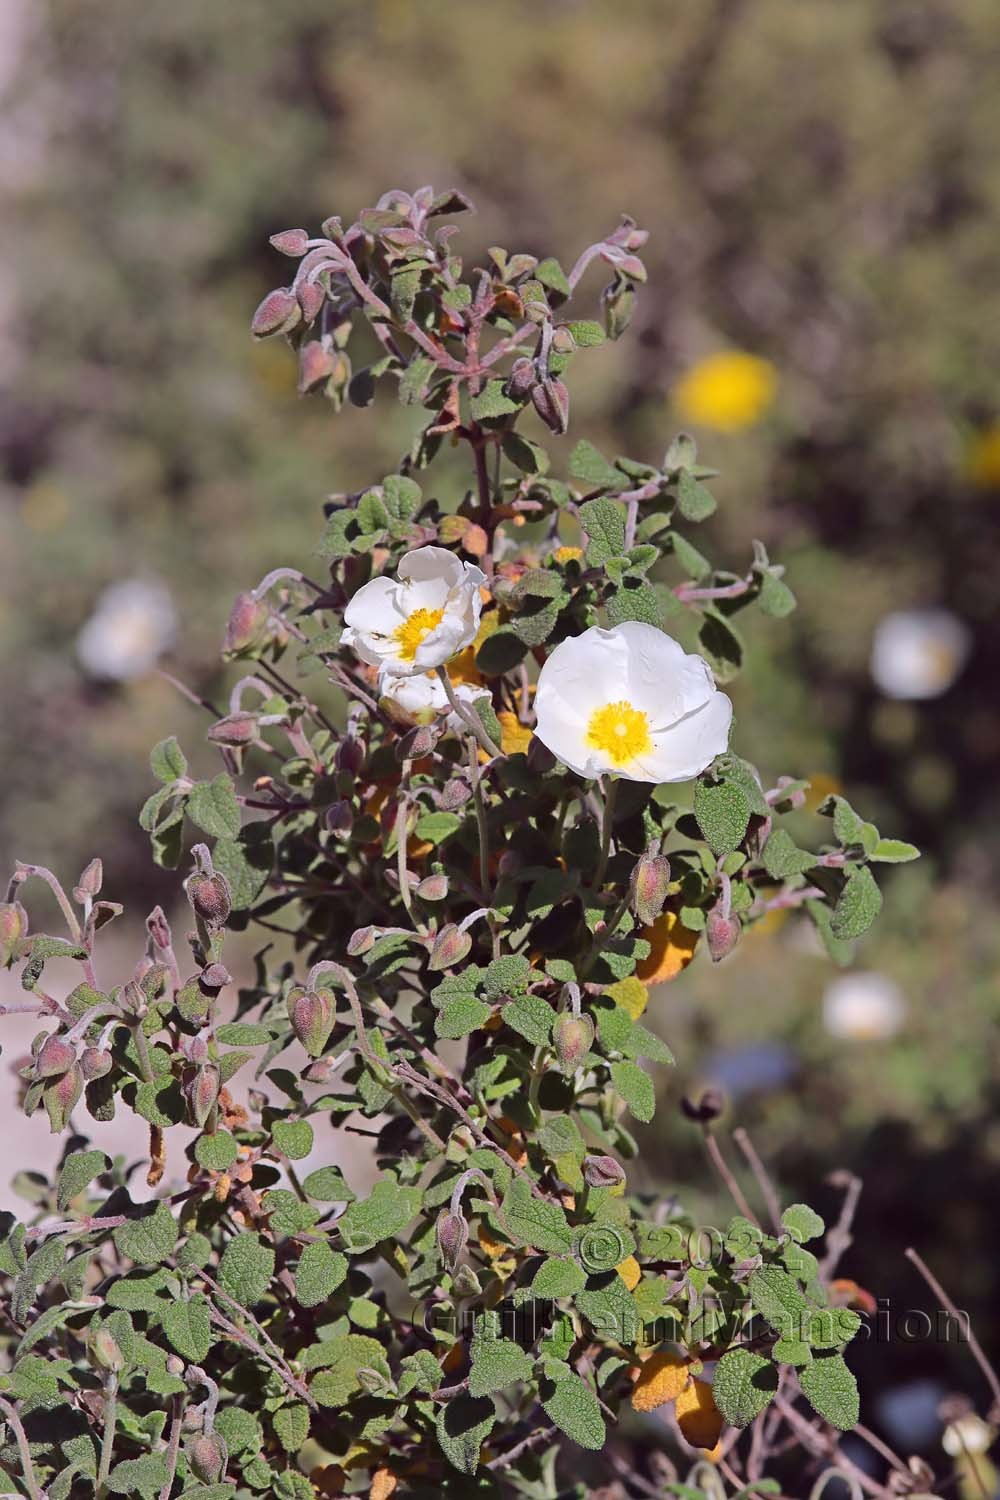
[676,1378,725,1450]
[631,1352,690,1412]
[636,911,700,985]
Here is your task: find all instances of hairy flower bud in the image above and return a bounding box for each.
[187,873,232,928]
[165,1355,184,1377]
[36,1033,77,1078]
[200,963,231,990]
[269,228,309,257]
[630,846,671,927]
[251,286,301,338]
[90,1325,125,1373]
[297,278,326,323]
[435,1209,469,1272]
[506,357,536,401]
[438,777,472,811]
[582,1154,627,1190]
[223,592,269,657]
[74,858,103,900]
[288,987,335,1058]
[300,340,337,395]
[80,1047,113,1082]
[186,1064,221,1129]
[0,901,28,967]
[346,926,376,957]
[531,377,570,435]
[207,711,259,747]
[189,1434,228,1485]
[427,925,473,972]
[602,277,635,340]
[706,906,741,963]
[44,1063,83,1133]
[336,734,366,776]
[553,1012,595,1076]
[415,873,448,902]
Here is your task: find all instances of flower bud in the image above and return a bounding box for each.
[336,735,366,776]
[189,1434,228,1485]
[681,1088,725,1123]
[531,378,570,435]
[438,778,472,811]
[269,228,309,257]
[165,1355,184,1377]
[325,799,353,835]
[74,858,103,900]
[395,723,438,760]
[304,1056,337,1083]
[630,846,671,927]
[187,873,232,928]
[80,1047,113,1082]
[200,963,232,990]
[207,711,259,747]
[118,980,148,1019]
[506,357,536,401]
[415,873,448,902]
[186,1064,221,1129]
[582,1154,626,1190]
[602,277,635,341]
[452,1265,483,1297]
[44,1064,83,1133]
[298,340,337,394]
[288,987,335,1058]
[297,278,326,323]
[251,286,301,338]
[427,925,473,972]
[436,1209,469,1273]
[347,926,376,957]
[223,592,269,657]
[706,907,741,963]
[0,901,28,966]
[146,906,172,952]
[553,1013,595,1076]
[90,1325,125,1373]
[36,1033,77,1078]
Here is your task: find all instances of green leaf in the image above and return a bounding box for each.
[698,611,744,682]
[218,1231,275,1307]
[869,838,920,863]
[676,470,717,522]
[570,439,621,490]
[531,1256,586,1299]
[194,1130,238,1172]
[338,1177,422,1254]
[470,380,519,420]
[106,1455,170,1498]
[540,1362,606,1450]
[694,778,751,855]
[273,1403,310,1453]
[713,1349,779,1427]
[781,1203,825,1244]
[761,829,818,879]
[105,1271,171,1313]
[609,1060,655,1123]
[758,571,797,617]
[824,794,865,847]
[211,825,274,911]
[309,1332,390,1405]
[536,257,571,297]
[215,1406,262,1456]
[56,1150,109,1212]
[469,1320,534,1396]
[414,811,462,847]
[150,737,187,784]
[436,995,492,1039]
[772,1337,813,1366]
[301,1166,355,1202]
[579,496,626,565]
[565,320,606,348]
[831,866,882,940]
[498,1177,573,1255]
[187,774,241,840]
[503,993,554,1047]
[749,1265,810,1341]
[215,1022,273,1046]
[800,1352,859,1430]
[113,1203,178,1266]
[162,1295,212,1363]
[296,1241,348,1309]
[483,954,531,1000]
[606,581,664,627]
[273,1120,314,1160]
[502,431,549,475]
[804,1306,862,1350]
[436,1393,496,1474]
[399,355,436,405]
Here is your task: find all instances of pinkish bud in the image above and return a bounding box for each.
[90,1325,125,1373]
[347,926,376,957]
[618,254,648,282]
[336,736,366,776]
[74,858,103,900]
[427,925,473,973]
[288,988,335,1058]
[44,1064,83,1133]
[269,228,309,257]
[774,775,807,810]
[251,286,301,338]
[186,1064,221,1129]
[553,1013,595,1076]
[187,873,232,928]
[436,1209,469,1272]
[415,874,448,902]
[0,901,28,966]
[304,1056,336,1083]
[35,1034,77,1078]
[207,711,259,747]
[630,846,671,928]
[706,907,741,963]
[165,1355,184,1377]
[189,1434,228,1485]
[439,778,472,811]
[297,279,327,323]
[531,378,570,435]
[200,963,231,989]
[582,1154,627,1190]
[506,357,536,401]
[554,1008,593,1080]
[223,593,269,657]
[146,906,172,952]
[80,1047,113,1082]
[298,341,337,394]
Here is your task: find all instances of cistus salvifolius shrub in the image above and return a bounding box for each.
[0,188,919,1500]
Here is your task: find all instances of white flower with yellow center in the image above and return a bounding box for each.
[378,668,491,733]
[822,972,905,1041]
[76,578,177,682]
[341,546,486,678]
[870,609,970,701]
[533,621,733,783]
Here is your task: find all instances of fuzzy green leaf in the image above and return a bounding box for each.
[113,1203,178,1267]
[540,1362,606,1450]
[296,1241,348,1309]
[869,838,920,863]
[800,1352,860,1430]
[762,829,818,879]
[749,1265,810,1342]
[187,774,241,840]
[570,439,621,490]
[610,1060,655,1123]
[162,1295,212,1363]
[273,1403,310,1452]
[676,470,717,522]
[499,1178,573,1255]
[218,1231,275,1307]
[301,1166,355,1203]
[273,1119,314,1160]
[503,993,554,1046]
[713,1349,779,1427]
[470,380,519,420]
[436,1393,496,1474]
[150,738,187,784]
[338,1178,422,1254]
[56,1150,109,1212]
[579,496,626,565]
[194,1131,238,1172]
[469,1321,534,1397]
[781,1203,825,1244]
[106,1455,170,1498]
[694,777,751,855]
[831,866,882,940]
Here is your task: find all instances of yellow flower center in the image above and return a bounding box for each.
[392,606,444,662]
[586,699,652,767]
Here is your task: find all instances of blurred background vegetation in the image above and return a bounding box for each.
[2,0,999,1472]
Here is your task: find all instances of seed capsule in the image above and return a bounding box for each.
[706,907,741,963]
[80,1047,113,1082]
[288,987,335,1058]
[582,1154,626,1190]
[427,925,472,972]
[553,1013,595,1076]
[189,1434,228,1485]
[36,1034,77,1078]
[630,846,671,927]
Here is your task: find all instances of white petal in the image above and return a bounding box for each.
[614,620,716,727]
[535,627,631,725]
[343,576,403,633]
[531,699,606,778]
[412,617,470,671]
[399,546,480,589]
[629,690,733,783]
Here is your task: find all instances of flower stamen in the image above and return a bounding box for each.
[393,607,445,662]
[586,700,653,767]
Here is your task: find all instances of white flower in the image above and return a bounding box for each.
[870,609,970,700]
[76,578,177,682]
[533,621,732,782]
[378,668,490,734]
[822,972,905,1041]
[341,546,485,677]
[943,1413,994,1457]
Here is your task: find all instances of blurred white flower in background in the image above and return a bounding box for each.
[870,609,970,700]
[942,1412,994,1457]
[76,578,178,682]
[822,972,906,1041]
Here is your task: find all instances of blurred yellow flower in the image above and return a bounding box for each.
[965,423,1000,489]
[673,351,777,432]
